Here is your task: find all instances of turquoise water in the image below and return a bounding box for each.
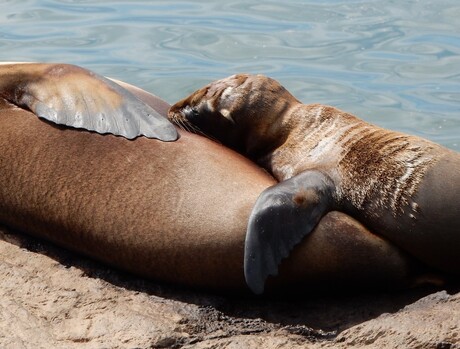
[0,0,459,150]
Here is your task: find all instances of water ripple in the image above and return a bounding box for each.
[0,0,458,150]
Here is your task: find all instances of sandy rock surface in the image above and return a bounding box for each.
[0,225,458,349]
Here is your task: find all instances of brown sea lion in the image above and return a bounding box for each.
[168,73,460,293]
[0,64,433,293]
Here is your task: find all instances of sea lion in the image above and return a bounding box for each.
[0,64,437,293]
[168,73,460,293]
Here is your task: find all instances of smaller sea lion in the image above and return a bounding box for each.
[168,74,460,294]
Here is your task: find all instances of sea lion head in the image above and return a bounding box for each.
[168,74,299,157]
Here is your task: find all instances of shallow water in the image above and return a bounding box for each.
[0,0,459,150]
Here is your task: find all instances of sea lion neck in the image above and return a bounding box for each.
[244,101,303,167]
[258,104,356,181]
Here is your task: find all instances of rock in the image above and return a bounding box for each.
[335,291,460,348]
[0,225,458,349]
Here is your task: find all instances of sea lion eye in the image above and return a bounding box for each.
[184,106,201,122]
[191,107,200,117]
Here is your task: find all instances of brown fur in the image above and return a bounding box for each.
[270,104,438,218]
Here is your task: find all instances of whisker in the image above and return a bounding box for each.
[171,115,189,132]
[171,115,182,128]
[179,119,193,133]
[169,112,221,144]
[173,117,182,127]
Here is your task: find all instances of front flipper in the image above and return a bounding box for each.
[244,170,335,294]
[0,63,178,141]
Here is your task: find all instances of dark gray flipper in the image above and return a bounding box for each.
[244,170,335,294]
[0,63,178,141]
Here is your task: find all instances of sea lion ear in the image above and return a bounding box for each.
[244,170,334,294]
[0,63,178,141]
